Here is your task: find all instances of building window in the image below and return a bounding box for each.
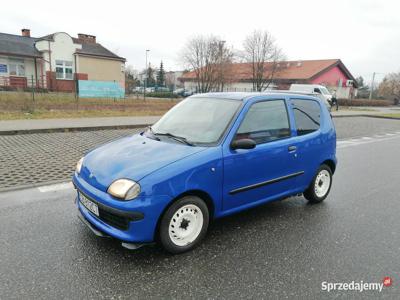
[9,58,25,76]
[291,99,321,136]
[0,64,7,73]
[55,60,73,80]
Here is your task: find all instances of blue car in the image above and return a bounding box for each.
[73,92,336,253]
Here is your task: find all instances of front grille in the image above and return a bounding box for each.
[78,190,130,231]
[98,207,130,231]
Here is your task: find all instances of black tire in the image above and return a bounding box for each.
[159,196,209,254]
[304,164,333,203]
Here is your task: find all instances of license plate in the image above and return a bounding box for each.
[79,192,99,216]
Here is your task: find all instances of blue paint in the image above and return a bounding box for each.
[78,80,125,98]
[73,92,337,245]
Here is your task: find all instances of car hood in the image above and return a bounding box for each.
[80,133,206,192]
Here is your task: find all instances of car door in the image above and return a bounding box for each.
[222,98,302,212]
[288,98,324,189]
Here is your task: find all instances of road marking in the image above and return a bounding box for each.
[38,182,73,193]
[337,132,400,149]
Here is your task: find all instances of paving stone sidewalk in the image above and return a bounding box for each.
[0,128,142,191]
[0,116,160,134]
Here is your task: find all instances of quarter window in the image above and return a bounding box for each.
[55,60,73,79]
[292,99,321,136]
[235,100,290,145]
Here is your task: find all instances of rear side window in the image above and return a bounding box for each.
[292,99,321,136]
[235,100,290,144]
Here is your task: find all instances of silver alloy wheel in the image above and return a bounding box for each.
[314,169,331,197]
[168,204,204,247]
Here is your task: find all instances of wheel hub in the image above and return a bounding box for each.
[314,169,331,197]
[180,218,190,230]
[168,204,204,247]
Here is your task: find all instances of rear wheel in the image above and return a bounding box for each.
[159,196,209,254]
[304,164,332,203]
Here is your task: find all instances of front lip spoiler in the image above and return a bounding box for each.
[77,209,148,250]
[77,209,109,238]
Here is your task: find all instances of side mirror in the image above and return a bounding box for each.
[231,138,256,150]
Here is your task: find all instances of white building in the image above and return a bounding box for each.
[0,29,125,92]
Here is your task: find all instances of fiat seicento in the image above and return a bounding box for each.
[73,92,336,253]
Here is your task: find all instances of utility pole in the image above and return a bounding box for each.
[144,49,150,100]
[369,72,376,100]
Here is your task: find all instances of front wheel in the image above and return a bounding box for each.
[304,164,333,203]
[159,196,209,254]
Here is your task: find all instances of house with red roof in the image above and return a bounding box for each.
[180,59,358,99]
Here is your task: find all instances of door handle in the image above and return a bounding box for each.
[288,145,297,152]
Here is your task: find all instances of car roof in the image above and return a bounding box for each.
[190,91,320,101]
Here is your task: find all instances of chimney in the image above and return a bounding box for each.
[77,33,96,44]
[21,28,31,37]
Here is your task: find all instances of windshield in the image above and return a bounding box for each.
[150,97,241,145]
[320,87,331,95]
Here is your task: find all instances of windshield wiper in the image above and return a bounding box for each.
[153,131,194,146]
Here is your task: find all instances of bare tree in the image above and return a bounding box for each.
[378,73,400,98]
[181,35,233,93]
[125,65,140,93]
[242,30,284,92]
[378,72,400,104]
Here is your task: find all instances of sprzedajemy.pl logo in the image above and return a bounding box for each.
[322,277,392,293]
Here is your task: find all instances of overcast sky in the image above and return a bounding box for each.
[2,0,399,84]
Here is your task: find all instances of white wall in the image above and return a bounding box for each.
[35,32,82,74]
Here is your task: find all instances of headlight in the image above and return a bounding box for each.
[107,179,141,200]
[76,157,84,174]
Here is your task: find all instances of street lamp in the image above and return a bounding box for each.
[144,49,150,100]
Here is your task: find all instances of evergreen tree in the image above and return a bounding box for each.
[156,61,166,87]
[356,76,365,88]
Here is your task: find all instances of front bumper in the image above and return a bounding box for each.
[73,174,172,243]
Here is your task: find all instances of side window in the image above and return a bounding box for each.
[235,100,290,145]
[292,99,321,136]
[314,88,321,94]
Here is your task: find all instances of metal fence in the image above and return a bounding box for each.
[0,75,47,90]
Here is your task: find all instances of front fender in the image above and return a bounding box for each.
[139,147,224,217]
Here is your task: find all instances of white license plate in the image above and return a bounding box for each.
[79,192,99,216]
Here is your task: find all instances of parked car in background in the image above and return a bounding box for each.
[135,86,145,93]
[289,84,332,107]
[145,87,155,93]
[73,92,336,254]
[155,87,170,92]
[173,88,194,97]
[173,88,185,96]
[183,90,194,97]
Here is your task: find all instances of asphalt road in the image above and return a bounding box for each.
[0,132,399,299]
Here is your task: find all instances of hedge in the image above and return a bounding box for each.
[338,98,394,106]
[145,92,179,98]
